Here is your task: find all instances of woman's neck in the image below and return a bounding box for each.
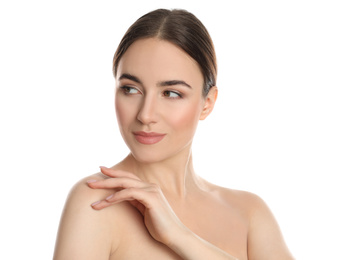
[114,150,201,199]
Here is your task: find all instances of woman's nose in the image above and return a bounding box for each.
[137,95,158,125]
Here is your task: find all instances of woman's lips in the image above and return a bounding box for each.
[133,131,166,145]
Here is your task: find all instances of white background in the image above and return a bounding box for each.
[1,0,338,259]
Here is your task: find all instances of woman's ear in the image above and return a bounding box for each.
[200,86,218,120]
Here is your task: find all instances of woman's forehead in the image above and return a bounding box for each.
[116,38,204,86]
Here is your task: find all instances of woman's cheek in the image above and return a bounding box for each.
[115,98,136,127]
[168,102,202,131]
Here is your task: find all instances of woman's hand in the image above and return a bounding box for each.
[87,166,239,260]
[87,166,185,246]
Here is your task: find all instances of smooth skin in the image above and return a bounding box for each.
[54,38,294,260]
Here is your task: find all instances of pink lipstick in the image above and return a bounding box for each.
[133,131,166,145]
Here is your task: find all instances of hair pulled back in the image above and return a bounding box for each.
[113,9,217,96]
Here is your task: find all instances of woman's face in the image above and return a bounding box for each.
[115,38,216,163]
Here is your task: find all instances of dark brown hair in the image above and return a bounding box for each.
[113,9,217,96]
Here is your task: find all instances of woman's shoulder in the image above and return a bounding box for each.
[203,180,269,215]
[205,183,294,259]
[68,172,111,203]
[54,172,129,259]
[64,171,133,221]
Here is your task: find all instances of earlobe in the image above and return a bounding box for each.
[200,86,218,120]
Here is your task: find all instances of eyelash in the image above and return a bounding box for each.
[120,86,140,95]
[119,86,183,99]
[163,90,182,99]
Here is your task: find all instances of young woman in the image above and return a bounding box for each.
[54,9,294,260]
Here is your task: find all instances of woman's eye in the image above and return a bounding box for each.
[163,90,182,99]
[121,86,139,95]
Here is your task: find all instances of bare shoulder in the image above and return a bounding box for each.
[61,172,119,220]
[54,173,126,260]
[203,180,264,214]
[205,182,294,260]
[67,172,112,204]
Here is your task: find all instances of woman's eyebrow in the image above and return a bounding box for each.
[158,80,192,89]
[118,73,191,89]
[118,73,142,83]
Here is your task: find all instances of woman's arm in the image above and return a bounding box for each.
[89,167,238,260]
[53,177,116,260]
[166,226,238,260]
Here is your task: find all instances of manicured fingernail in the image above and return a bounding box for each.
[99,166,107,169]
[87,179,98,183]
[91,200,101,206]
[106,194,114,200]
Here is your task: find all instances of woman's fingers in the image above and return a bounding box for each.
[90,182,160,211]
[87,176,146,190]
[99,166,140,180]
[90,187,151,211]
[87,170,159,211]
[107,186,156,206]
[91,199,112,210]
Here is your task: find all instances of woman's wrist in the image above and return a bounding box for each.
[164,223,191,249]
